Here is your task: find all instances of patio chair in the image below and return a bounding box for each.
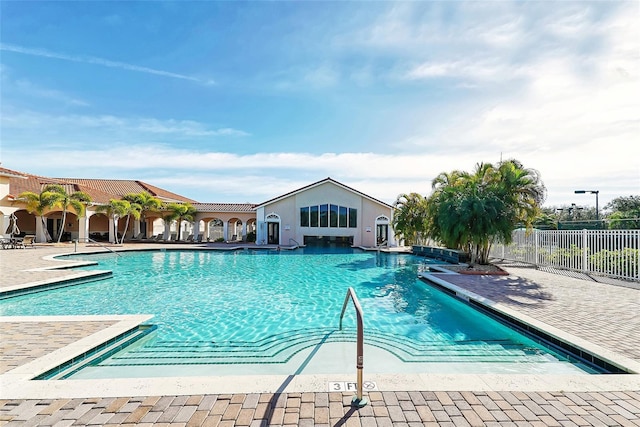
[21,235,36,248]
[196,233,204,243]
[185,234,194,242]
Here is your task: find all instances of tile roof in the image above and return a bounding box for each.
[57,179,197,203]
[0,167,29,179]
[1,167,195,205]
[192,203,256,213]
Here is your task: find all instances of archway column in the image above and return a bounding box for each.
[0,214,9,236]
[242,222,247,240]
[204,221,210,241]
[109,217,116,243]
[163,220,171,240]
[36,216,47,243]
[223,222,229,241]
[193,219,201,239]
[133,220,141,239]
[78,216,89,243]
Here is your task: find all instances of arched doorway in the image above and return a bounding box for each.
[227,218,243,242]
[375,215,390,246]
[208,219,224,242]
[89,213,109,241]
[266,213,280,245]
[246,218,257,242]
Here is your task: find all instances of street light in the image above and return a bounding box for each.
[574,190,599,220]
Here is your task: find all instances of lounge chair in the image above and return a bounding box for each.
[196,233,204,243]
[23,235,36,248]
[1,237,11,250]
[185,234,194,242]
[226,234,237,243]
[13,235,35,249]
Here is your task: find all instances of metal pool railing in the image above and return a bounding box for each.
[339,287,368,407]
[490,229,640,282]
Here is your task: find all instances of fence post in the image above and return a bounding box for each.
[582,229,588,273]
[534,229,539,267]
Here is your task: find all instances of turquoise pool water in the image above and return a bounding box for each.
[0,248,599,376]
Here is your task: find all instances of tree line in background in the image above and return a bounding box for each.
[16,185,197,243]
[392,159,640,265]
[534,195,640,230]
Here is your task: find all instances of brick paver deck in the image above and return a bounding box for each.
[1,245,639,425]
[1,390,639,427]
[0,321,117,374]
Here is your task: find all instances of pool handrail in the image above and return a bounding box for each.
[288,238,301,248]
[339,287,368,407]
[86,237,121,256]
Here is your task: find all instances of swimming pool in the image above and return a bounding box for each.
[0,248,601,377]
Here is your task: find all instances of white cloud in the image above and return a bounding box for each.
[5,143,636,207]
[1,110,249,139]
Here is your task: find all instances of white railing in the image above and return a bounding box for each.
[490,229,640,282]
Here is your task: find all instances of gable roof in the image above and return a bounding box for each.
[254,177,393,209]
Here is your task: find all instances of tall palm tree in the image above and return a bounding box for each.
[392,193,429,246]
[15,187,61,242]
[165,202,197,241]
[122,191,163,238]
[95,199,132,244]
[119,201,142,242]
[45,184,92,243]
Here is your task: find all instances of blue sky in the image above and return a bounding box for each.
[1,1,638,210]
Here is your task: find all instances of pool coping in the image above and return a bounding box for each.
[1,249,640,399]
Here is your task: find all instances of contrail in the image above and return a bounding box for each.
[0,43,215,85]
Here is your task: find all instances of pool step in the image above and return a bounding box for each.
[96,327,554,367]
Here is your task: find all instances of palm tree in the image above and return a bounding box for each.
[15,186,70,242]
[165,202,197,241]
[119,201,142,242]
[427,159,546,264]
[95,199,132,244]
[122,191,163,238]
[44,184,92,243]
[392,193,429,246]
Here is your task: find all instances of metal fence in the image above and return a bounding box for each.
[490,229,640,282]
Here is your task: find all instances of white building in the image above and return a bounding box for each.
[254,177,395,248]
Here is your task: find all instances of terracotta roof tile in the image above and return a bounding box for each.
[2,167,195,205]
[58,179,197,203]
[193,203,256,213]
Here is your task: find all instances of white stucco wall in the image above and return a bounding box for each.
[256,181,394,247]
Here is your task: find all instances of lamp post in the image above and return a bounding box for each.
[574,190,599,221]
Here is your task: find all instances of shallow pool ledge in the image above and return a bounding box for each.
[418,272,640,375]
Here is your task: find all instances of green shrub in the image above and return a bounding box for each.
[589,248,639,275]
